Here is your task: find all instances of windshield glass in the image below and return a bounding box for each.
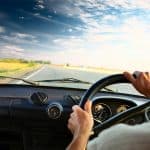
[0,0,149,94]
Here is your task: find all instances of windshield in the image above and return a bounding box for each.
[0,0,149,94]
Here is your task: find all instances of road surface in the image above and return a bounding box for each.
[10,65,138,94]
[13,65,108,89]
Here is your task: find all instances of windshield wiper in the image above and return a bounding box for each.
[35,77,92,84]
[35,78,114,92]
[0,75,38,86]
[0,76,114,92]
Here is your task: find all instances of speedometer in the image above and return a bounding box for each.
[92,103,112,122]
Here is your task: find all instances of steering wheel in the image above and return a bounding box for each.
[79,74,150,136]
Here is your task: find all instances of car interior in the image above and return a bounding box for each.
[0,74,150,150]
[0,0,149,150]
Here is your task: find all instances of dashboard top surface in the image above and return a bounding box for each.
[0,84,146,105]
[0,84,148,105]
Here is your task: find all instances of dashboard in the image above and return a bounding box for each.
[0,84,148,150]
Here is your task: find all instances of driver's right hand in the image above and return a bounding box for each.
[124,71,150,98]
[67,100,94,139]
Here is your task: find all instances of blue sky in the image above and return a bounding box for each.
[0,0,149,71]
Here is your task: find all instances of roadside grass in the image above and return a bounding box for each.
[0,59,40,77]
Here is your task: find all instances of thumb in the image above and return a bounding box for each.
[84,100,92,115]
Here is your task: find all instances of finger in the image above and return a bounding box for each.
[72,105,80,111]
[67,119,71,129]
[139,73,148,87]
[145,72,150,78]
[133,71,141,79]
[70,112,76,119]
[138,73,145,87]
[68,118,75,133]
[67,122,74,134]
[84,100,92,115]
[68,118,72,124]
[68,118,74,127]
[124,71,136,84]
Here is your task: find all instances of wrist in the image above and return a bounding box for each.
[73,130,91,141]
[67,133,89,150]
[73,133,90,141]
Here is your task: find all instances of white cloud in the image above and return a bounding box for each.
[102,0,133,9]
[102,15,117,21]
[32,0,150,70]
[53,37,84,49]
[19,16,25,20]
[37,4,45,9]
[135,0,150,9]
[0,45,24,58]
[0,26,5,33]
[49,14,150,70]
[12,33,35,39]
[4,45,24,52]
[46,0,83,17]
[0,32,38,44]
[35,0,45,9]
[26,11,76,29]
[45,0,150,30]
[37,0,44,3]
[104,0,150,9]
[38,0,150,70]
[32,0,149,38]
[68,28,73,32]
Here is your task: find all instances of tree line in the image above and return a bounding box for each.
[0,58,51,64]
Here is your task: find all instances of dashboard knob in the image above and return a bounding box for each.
[47,103,63,119]
[31,92,48,105]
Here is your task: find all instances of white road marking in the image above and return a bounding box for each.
[24,66,46,80]
[16,66,46,84]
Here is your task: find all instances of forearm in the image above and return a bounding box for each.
[66,134,89,150]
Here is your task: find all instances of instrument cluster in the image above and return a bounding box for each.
[92,98,136,123]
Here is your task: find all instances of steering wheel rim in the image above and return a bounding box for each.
[79,74,130,109]
[79,73,150,136]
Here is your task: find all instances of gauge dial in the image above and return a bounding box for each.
[117,105,129,113]
[92,103,112,122]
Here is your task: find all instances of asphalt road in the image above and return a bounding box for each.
[11,65,138,94]
[14,65,108,89]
